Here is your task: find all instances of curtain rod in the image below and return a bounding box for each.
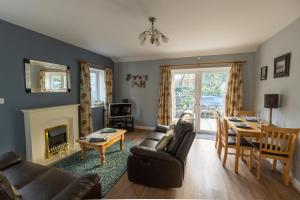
[78,60,105,68]
[162,60,247,69]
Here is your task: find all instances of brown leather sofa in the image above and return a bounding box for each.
[127,113,195,188]
[0,152,101,200]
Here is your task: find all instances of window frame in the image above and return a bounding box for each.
[45,71,67,92]
[90,68,105,108]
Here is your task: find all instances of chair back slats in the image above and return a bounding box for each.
[235,110,256,117]
[215,111,221,139]
[260,126,299,157]
[220,117,229,146]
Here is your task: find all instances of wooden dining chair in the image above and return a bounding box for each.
[219,118,253,168]
[215,111,221,149]
[215,111,224,158]
[235,110,256,117]
[253,126,299,185]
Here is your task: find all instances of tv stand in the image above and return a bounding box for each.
[109,115,134,132]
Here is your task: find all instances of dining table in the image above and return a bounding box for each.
[225,116,262,174]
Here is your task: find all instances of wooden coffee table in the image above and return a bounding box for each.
[77,129,126,164]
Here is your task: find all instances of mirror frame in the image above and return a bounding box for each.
[24,58,71,93]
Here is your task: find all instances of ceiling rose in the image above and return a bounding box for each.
[138,17,169,47]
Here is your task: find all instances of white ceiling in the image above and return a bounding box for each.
[0,0,300,62]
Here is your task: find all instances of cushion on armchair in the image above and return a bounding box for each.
[155,129,174,151]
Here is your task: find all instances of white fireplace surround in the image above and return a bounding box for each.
[22,104,80,165]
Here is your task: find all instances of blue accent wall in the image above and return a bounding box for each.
[0,19,113,158]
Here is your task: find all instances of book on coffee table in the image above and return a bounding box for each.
[100,128,117,133]
[89,137,107,143]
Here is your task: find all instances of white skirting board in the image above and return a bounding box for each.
[135,125,155,131]
[291,176,300,192]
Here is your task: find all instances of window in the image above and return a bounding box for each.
[45,72,67,92]
[90,68,105,107]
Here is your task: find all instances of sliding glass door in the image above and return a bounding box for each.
[172,68,229,133]
[172,73,196,121]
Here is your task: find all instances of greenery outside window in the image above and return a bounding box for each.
[90,68,105,107]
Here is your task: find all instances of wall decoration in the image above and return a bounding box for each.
[274,53,291,78]
[126,73,148,88]
[260,66,268,80]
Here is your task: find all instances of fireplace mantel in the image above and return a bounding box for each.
[21,104,80,114]
[21,104,80,165]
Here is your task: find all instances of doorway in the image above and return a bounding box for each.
[172,67,230,133]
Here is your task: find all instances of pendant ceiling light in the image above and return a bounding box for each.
[138,17,168,47]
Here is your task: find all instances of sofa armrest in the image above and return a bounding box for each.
[154,124,169,133]
[0,152,22,170]
[52,174,100,200]
[130,145,175,161]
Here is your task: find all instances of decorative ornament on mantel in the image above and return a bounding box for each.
[138,17,169,47]
[126,74,148,88]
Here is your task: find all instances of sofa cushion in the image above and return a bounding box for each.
[52,174,100,200]
[3,161,50,189]
[145,132,165,141]
[154,125,169,133]
[19,168,76,200]
[130,145,175,161]
[0,152,22,171]
[166,113,194,155]
[139,139,159,149]
[155,130,174,151]
[0,171,14,200]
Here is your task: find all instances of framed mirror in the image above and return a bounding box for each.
[24,59,71,93]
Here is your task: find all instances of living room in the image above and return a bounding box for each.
[1,0,300,199]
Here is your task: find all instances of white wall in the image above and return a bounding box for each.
[115,53,255,127]
[254,17,300,181]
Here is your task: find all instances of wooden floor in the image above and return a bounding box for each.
[105,130,300,199]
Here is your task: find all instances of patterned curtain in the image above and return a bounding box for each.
[157,66,172,125]
[39,70,46,92]
[225,63,243,116]
[104,68,113,127]
[80,63,93,136]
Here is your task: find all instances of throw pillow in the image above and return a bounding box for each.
[155,129,174,151]
[0,171,21,200]
[168,122,176,131]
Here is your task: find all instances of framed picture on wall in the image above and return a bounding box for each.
[274,53,291,78]
[260,66,268,80]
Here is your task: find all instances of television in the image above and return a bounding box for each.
[109,103,132,118]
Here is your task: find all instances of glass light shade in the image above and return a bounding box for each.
[155,38,161,47]
[150,36,155,44]
[162,34,168,43]
[138,31,146,40]
[140,36,147,45]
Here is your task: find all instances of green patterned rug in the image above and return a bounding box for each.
[52,140,136,198]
